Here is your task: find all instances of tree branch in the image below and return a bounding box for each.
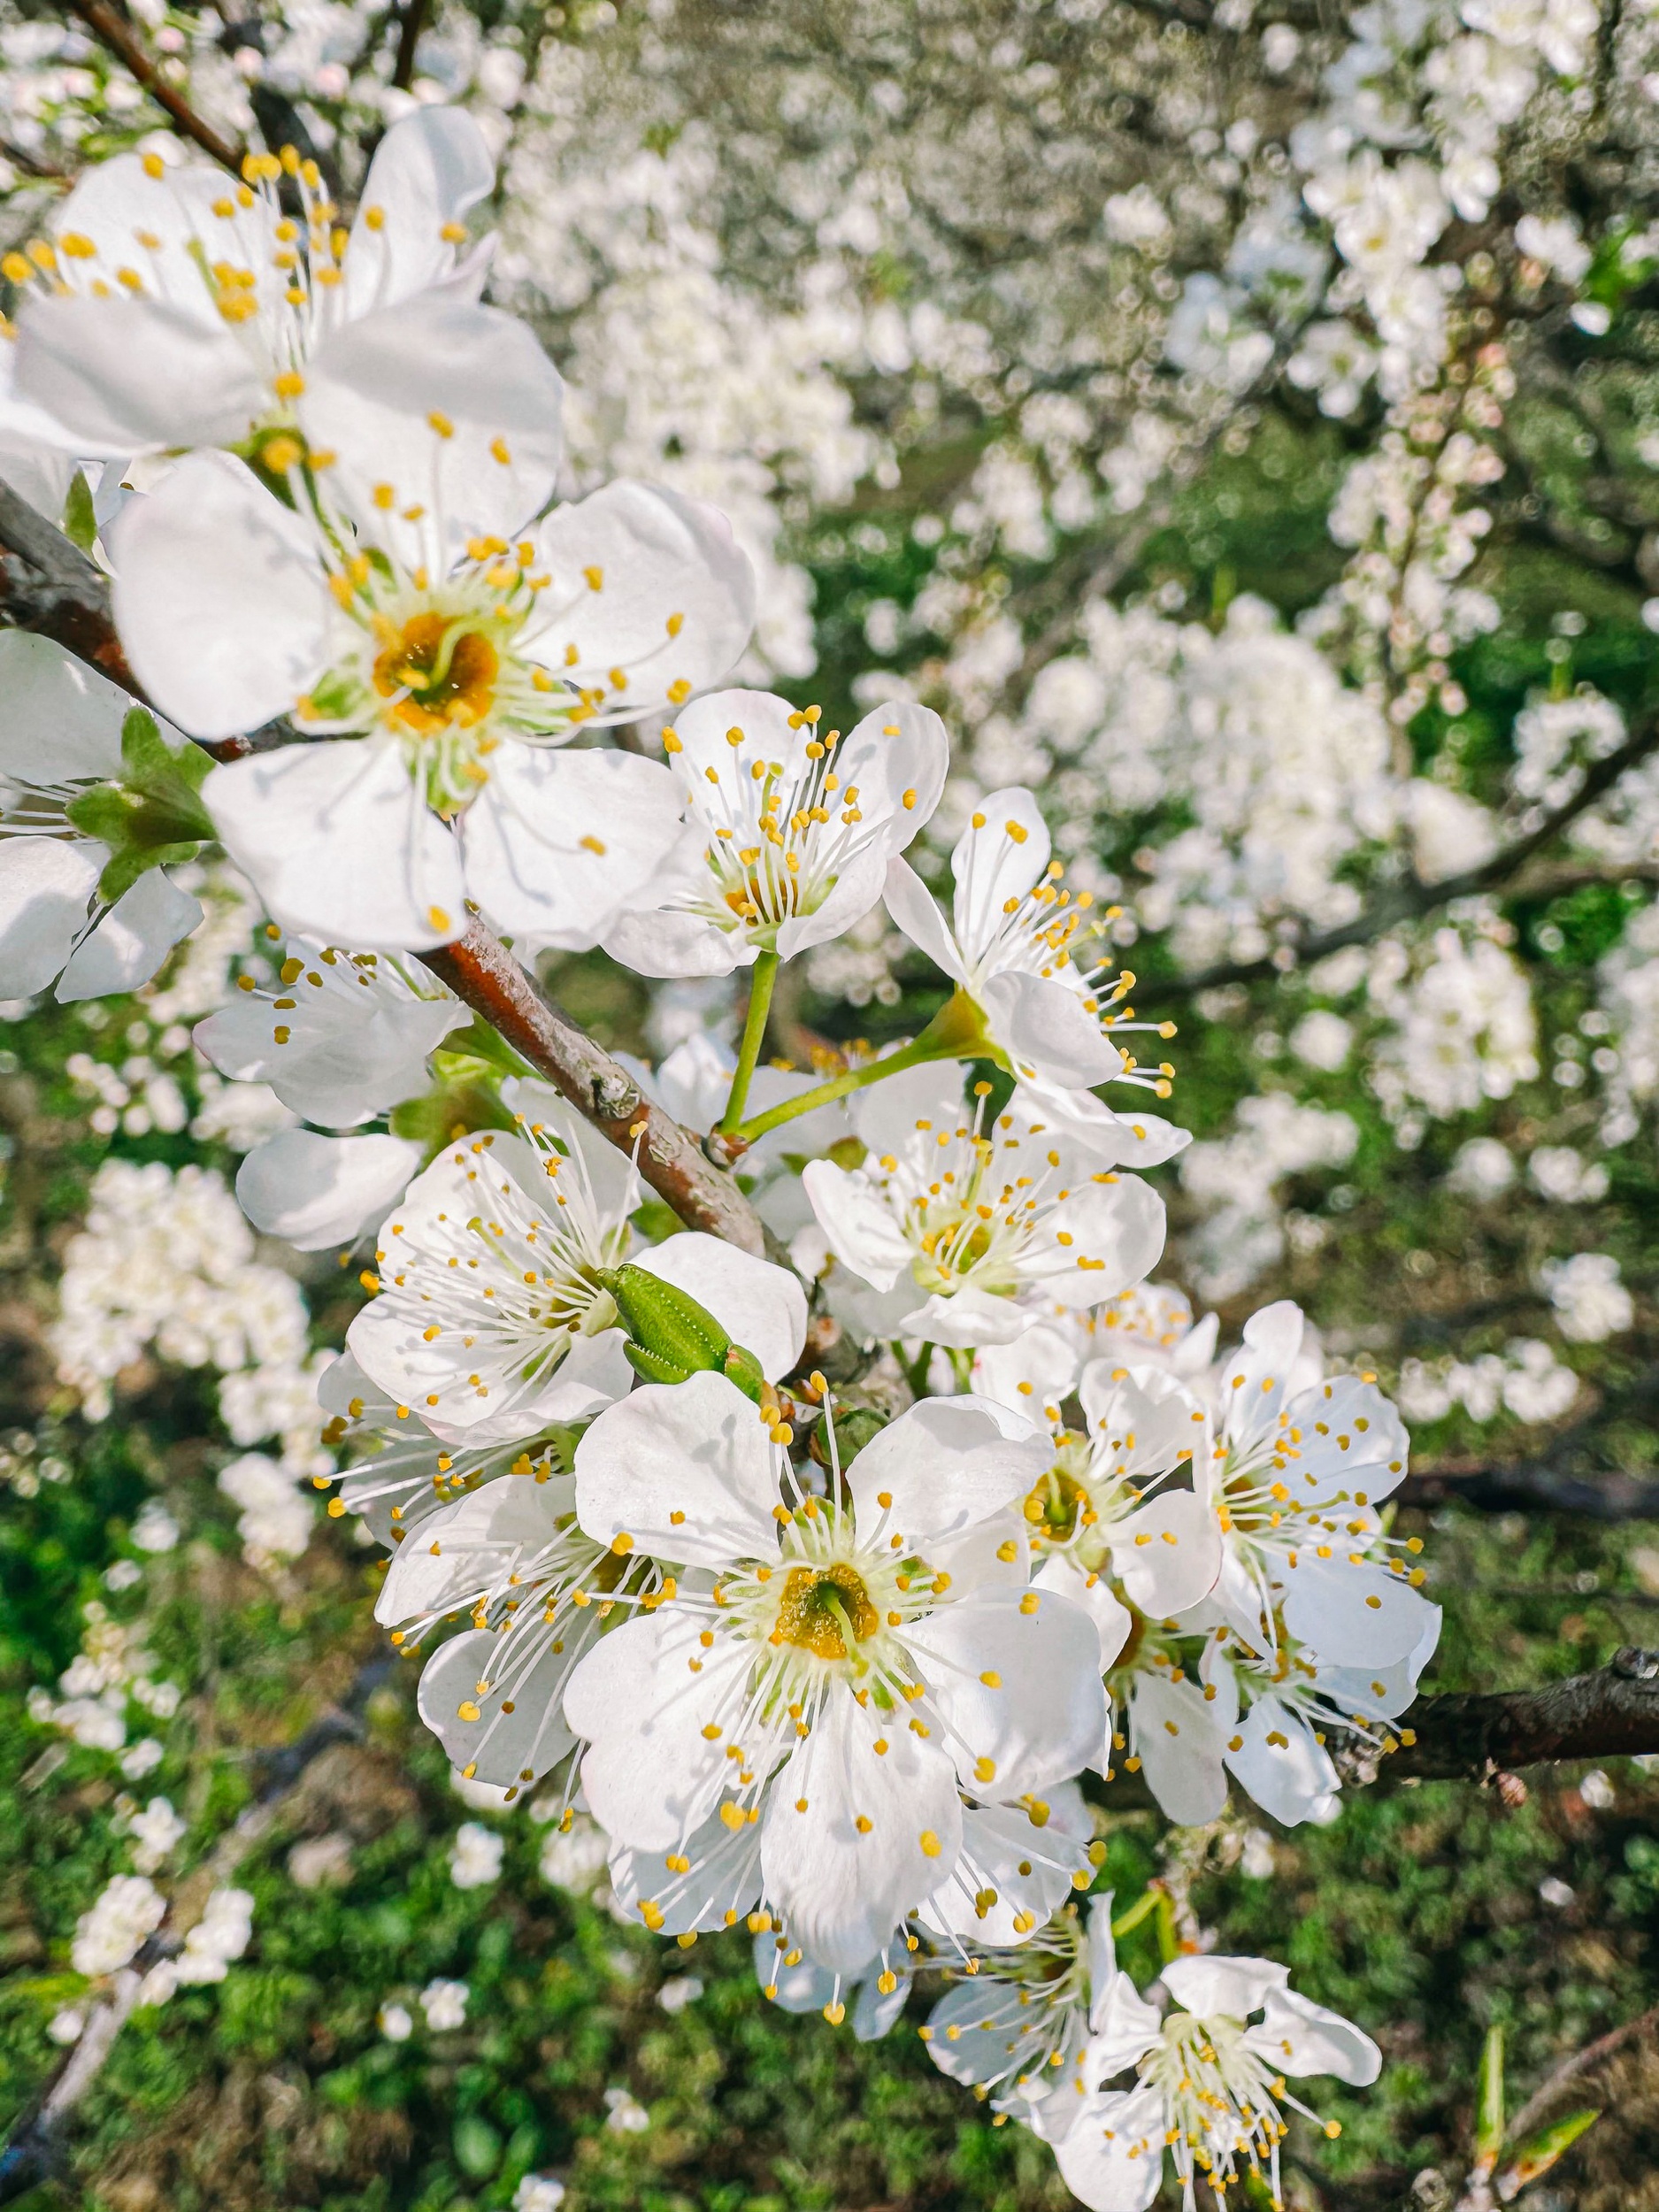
[0,482,147,699]
[1159,711,1659,999]
[1388,1647,1659,1781]
[1399,1460,1659,1521]
[391,0,430,90]
[424,925,765,1254]
[62,0,244,176]
[1504,2005,1659,2147]
[0,492,766,1256]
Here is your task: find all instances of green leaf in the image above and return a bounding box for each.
[1474,2024,1505,2171]
[61,470,97,552]
[1494,2108,1600,2200]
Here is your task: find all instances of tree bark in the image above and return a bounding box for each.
[1389,1647,1659,1781]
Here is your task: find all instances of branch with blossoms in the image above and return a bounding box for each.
[0,96,1642,2212]
[1161,708,1659,1000]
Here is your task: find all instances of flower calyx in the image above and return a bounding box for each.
[64,708,215,901]
[596,1263,768,1403]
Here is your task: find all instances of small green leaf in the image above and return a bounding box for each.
[1494,2108,1599,2200]
[62,470,97,552]
[1473,2024,1505,2172]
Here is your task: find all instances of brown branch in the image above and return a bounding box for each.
[0,491,766,1255]
[1160,711,1659,999]
[1400,1459,1659,1521]
[0,481,147,699]
[391,0,430,90]
[1388,1646,1659,1781]
[1504,2005,1659,2147]
[62,0,244,176]
[425,925,765,1255]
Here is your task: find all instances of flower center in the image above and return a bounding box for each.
[373,614,500,736]
[1022,1464,1091,1545]
[774,1563,879,1661]
[1139,2011,1284,2181]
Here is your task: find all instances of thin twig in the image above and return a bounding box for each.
[1399,1460,1659,1521]
[424,925,766,1254]
[1504,2005,1659,2145]
[391,0,430,90]
[62,0,245,175]
[1159,712,1659,999]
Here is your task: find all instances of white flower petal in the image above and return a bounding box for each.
[15,297,267,457]
[901,1284,1038,1348]
[110,450,326,740]
[773,844,888,961]
[949,787,1051,956]
[1158,1954,1290,2021]
[984,971,1125,1093]
[610,1807,763,1937]
[519,480,756,723]
[914,1586,1106,1801]
[1083,1975,1164,2082]
[195,955,464,1126]
[235,1129,423,1251]
[847,1394,1049,1548]
[1279,1557,1438,1669]
[204,738,466,950]
[1223,1697,1340,1828]
[972,1321,1086,1421]
[920,1780,1093,1948]
[460,748,684,944]
[1022,1081,1192,1169]
[572,1371,781,1571]
[848,1057,967,1158]
[376,1476,560,1622]
[1108,1491,1220,1619]
[1032,1175,1167,1310]
[803,1158,915,1291]
[881,854,966,984]
[417,1626,577,1790]
[628,1233,806,1383]
[300,298,564,570]
[761,1687,963,1978]
[1051,2084,1167,2212]
[343,107,496,321]
[56,867,201,1002]
[0,838,99,999]
[0,630,129,784]
[1249,1987,1381,2085]
[1127,1671,1231,1824]
[1033,1553,1132,1672]
[566,1609,750,1850]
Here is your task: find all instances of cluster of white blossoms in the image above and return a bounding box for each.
[0,96,1448,2208]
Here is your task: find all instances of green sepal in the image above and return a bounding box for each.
[721,1341,767,1407]
[1494,2108,1600,2196]
[598,1263,733,1376]
[624,1341,697,1388]
[62,471,97,553]
[65,709,216,902]
[1474,2025,1505,2171]
[389,1077,517,1158]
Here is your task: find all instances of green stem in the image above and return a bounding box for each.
[729,985,995,1147]
[1154,1889,1179,1965]
[1110,1886,1163,1941]
[718,950,780,1133]
[901,1341,935,1402]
